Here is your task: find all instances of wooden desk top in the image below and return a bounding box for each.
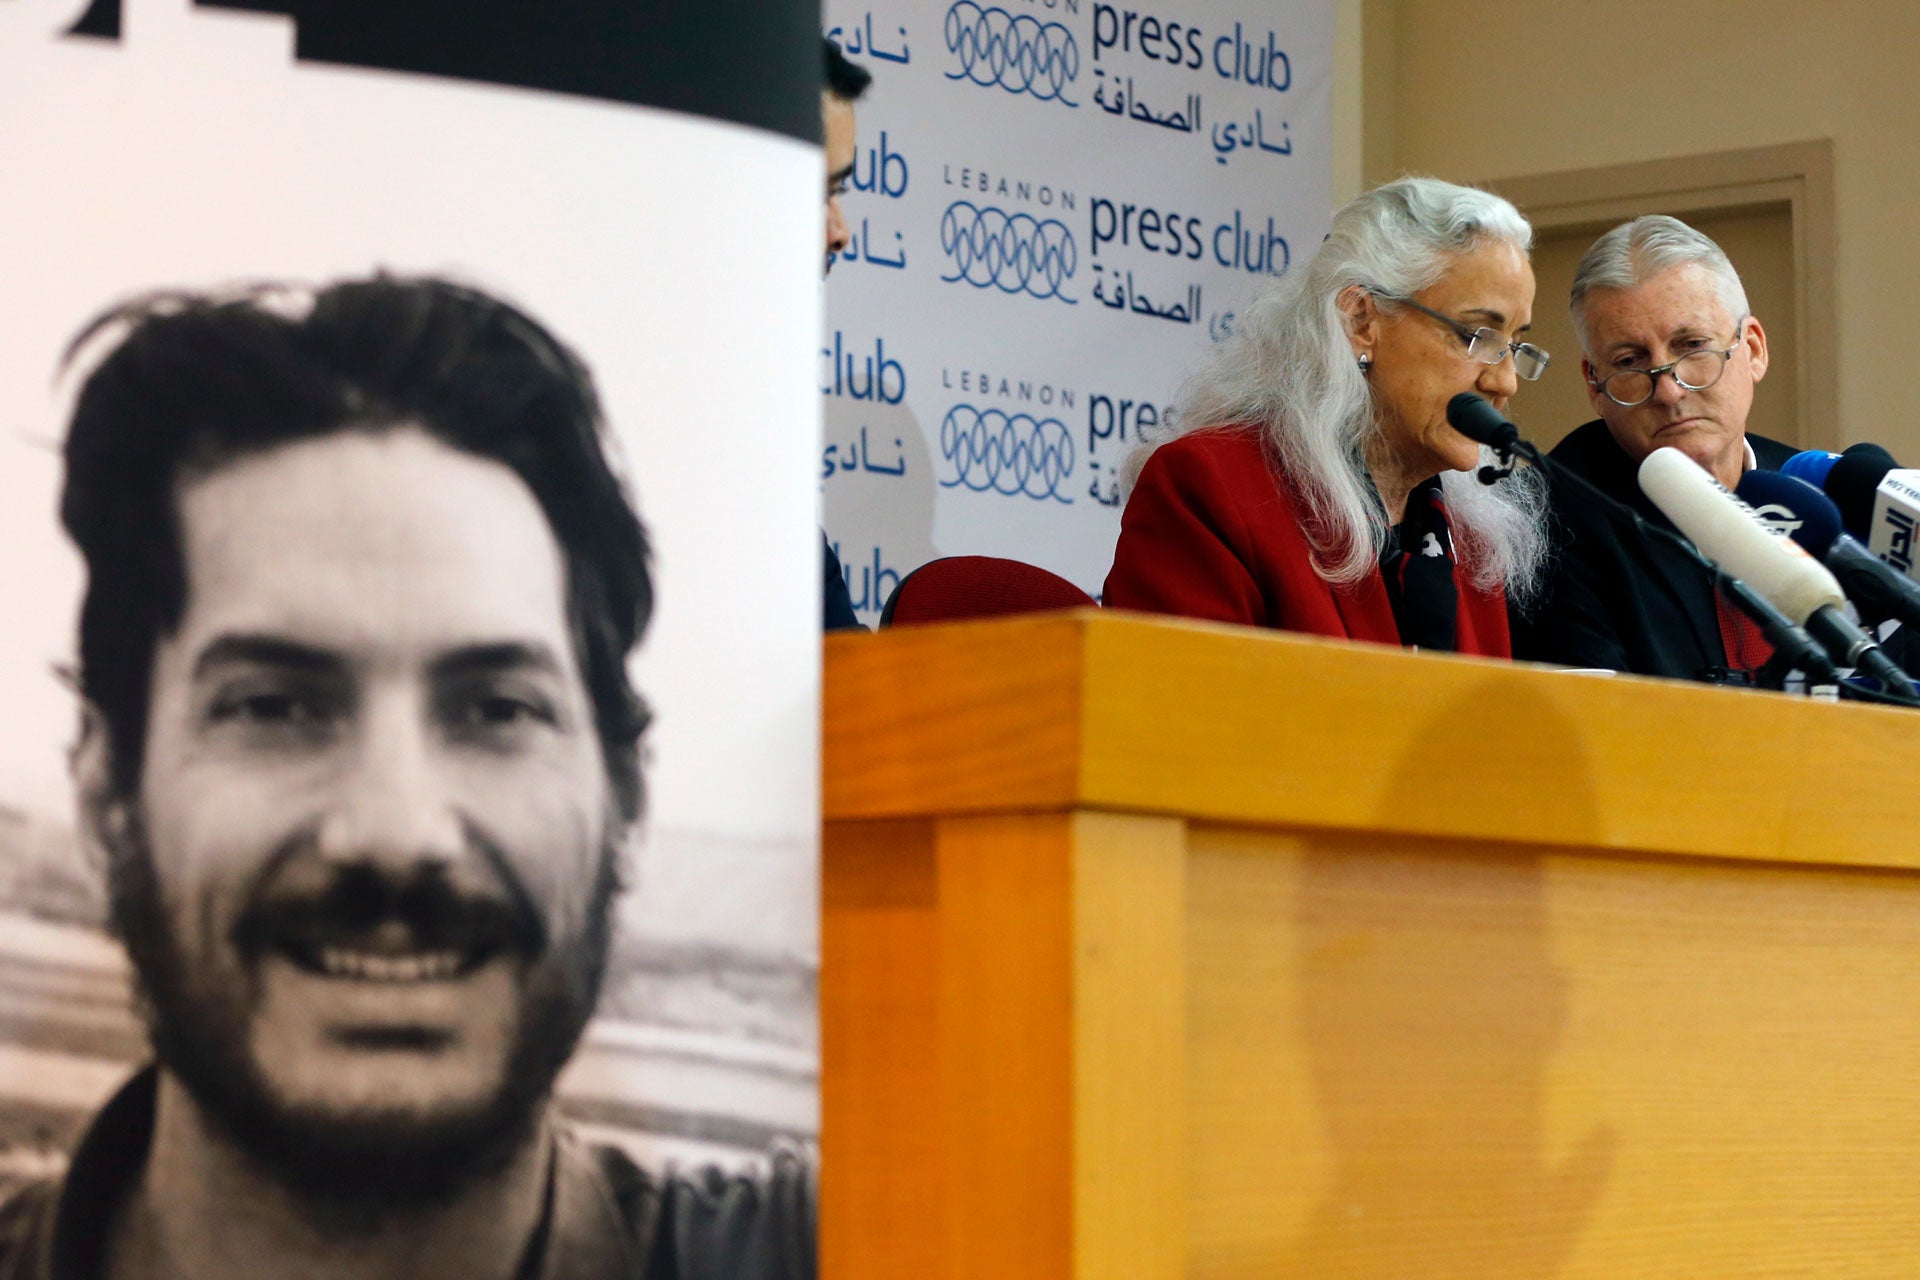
[825,611,1920,871]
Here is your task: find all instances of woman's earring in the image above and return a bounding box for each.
[1357,353,1373,375]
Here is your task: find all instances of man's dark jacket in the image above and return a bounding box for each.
[822,532,863,631]
[1511,419,1797,682]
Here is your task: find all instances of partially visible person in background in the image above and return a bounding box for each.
[0,276,814,1280]
[820,37,870,631]
[1511,215,1791,682]
[1105,176,1550,656]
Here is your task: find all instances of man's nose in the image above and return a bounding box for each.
[825,196,851,256]
[1651,365,1690,406]
[316,698,464,872]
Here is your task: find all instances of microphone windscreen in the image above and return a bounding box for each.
[1843,441,1900,467]
[1826,448,1899,537]
[1735,469,1845,558]
[1445,393,1517,448]
[1637,446,1844,623]
[1779,449,1840,488]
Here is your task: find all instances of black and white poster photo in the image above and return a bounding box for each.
[0,2,823,1276]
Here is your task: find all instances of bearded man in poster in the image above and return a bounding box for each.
[0,277,813,1280]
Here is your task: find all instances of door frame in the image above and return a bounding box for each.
[1481,140,1837,451]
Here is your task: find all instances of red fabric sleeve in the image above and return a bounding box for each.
[1103,427,1512,656]
[1103,431,1269,627]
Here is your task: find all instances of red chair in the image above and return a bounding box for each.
[879,555,1096,627]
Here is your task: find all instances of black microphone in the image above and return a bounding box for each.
[1737,469,1920,630]
[1824,442,1900,539]
[1443,394,1838,688]
[1446,393,1521,485]
[1447,392,1521,452]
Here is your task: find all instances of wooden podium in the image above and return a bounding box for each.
[820,612,1920,1279]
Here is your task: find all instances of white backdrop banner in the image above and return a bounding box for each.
[823,0,1334,617]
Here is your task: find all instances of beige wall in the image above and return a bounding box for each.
[1363,0,1920,461]
[1332,0,1363,204]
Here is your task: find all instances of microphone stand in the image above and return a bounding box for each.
[1450,393,1915,704]
[1490,437,1843,693]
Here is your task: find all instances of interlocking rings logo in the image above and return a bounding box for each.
[941,202,1078,303]
[941,405,1075,503]
[943,2,1080,104]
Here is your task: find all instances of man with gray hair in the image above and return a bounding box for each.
[1512,214,1795,682]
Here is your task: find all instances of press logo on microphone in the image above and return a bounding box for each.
[1884,510,1916,574]
[1708,470,1814,558]
[1869,471,1920,575]
[1749,503,1804,536]
[1742,500,1814,559]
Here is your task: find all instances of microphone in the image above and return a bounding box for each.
[1443,395,1837,689]
[1447,392,1520,451]
[1823,442,1900,538]
[1812,444,1920,594]
[1864,467,1920,581]
[1778,449,1840,489]
[1736,469,1920,630]
[1639,448,1917,700]
[1445,393,1522,484]
[1737,467,1843,550]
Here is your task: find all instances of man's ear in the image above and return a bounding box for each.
[1338,284,1379,364]
[1742,314,1771,384]
[1581,358,1609,416]
[70,703,127,877]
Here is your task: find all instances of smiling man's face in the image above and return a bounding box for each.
[1579,261,1769,485]
[103,426,618,1204]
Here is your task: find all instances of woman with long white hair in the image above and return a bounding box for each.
[1104,176,1550,655]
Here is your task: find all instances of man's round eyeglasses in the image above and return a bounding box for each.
[1370,290,1551,381]
[1588,324,1746,407]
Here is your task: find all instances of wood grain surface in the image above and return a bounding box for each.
[822,615,1920,1278]
[827,611,1920,871]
